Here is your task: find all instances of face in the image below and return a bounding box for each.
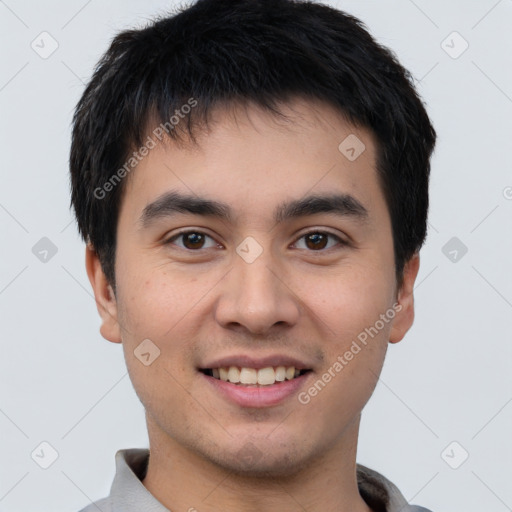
[87,97,419,477]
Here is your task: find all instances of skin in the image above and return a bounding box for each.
[86,97,420,512]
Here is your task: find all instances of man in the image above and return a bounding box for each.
[70,0,436,510]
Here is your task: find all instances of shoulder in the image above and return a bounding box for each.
[76,496,111,512]
[356,463,434,512]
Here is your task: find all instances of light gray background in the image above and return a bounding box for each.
[1,1,511,511]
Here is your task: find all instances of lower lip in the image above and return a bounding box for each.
[200,371,312,408]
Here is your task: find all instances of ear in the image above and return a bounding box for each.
[85,244,122,344]
[389,252,420,344]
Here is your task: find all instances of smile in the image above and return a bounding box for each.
[201,366,311,386]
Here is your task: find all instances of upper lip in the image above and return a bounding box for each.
[200,354,313,371]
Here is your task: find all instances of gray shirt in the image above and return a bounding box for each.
[78,449,432,512]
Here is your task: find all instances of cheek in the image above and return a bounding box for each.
[115,274,200,423]
[116,268,199,340]
[308,262,395,335]
[114,279,188,406]
[298,322,388,438]
[301,261,394,399]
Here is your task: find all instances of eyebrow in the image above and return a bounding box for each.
[138,190,369,229]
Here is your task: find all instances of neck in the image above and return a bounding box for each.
[142,415,373,512]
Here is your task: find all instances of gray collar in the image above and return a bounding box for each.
[84,448,428,512]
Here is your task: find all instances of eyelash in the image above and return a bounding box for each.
[164,229,348,252]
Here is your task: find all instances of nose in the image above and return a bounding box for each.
[214,250,301,335]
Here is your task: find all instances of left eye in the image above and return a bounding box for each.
[293,231,345,251]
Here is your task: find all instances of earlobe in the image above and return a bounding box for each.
[85,244,122,344]
[389,252,420,344]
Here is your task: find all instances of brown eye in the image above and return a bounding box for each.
[165,231,218,250]
[294,231,346,251]
[182,232,205,249]
[304,232,328,250]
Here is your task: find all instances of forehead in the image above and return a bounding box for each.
[120,97,385,228]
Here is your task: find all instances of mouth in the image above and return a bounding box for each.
[199,366,312,386]
[198,355,315,407]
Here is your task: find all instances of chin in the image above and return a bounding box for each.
[204,440,317,479]
[218,456,307,479]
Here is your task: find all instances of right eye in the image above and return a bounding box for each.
[164,230,222,251]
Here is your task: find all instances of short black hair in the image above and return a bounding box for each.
[70,0,436,293]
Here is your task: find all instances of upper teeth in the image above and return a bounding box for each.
[212,366,301,386]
